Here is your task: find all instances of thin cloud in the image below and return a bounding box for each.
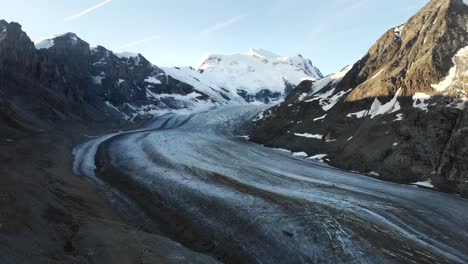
[65,0,113,21]
[200,15,245,36]
[114,35,161,51]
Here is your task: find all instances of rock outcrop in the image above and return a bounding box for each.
[249,0,468,197]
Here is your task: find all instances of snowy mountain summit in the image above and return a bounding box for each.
[190,48,322,103]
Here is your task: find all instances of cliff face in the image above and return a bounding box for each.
[249,0,468,196]
[339,0,468,100]
[0,22,100,139]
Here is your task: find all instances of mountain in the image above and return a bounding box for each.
[30,32,324,125]
[190,48,322,103]
[0,17,325,139]
[33,34,237,122]
[249,0,468,197]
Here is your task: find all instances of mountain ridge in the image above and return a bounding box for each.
[249,0,468,197]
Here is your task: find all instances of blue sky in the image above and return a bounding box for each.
[1,0,428,74]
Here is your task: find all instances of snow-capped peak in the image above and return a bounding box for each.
[190,49,323,103]
[34,33,82,50]
[248,48,281,60]
[34,35,58,49]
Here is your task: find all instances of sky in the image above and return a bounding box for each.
[0,0,428,75]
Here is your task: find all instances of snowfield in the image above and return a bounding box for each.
[73,105,468,264]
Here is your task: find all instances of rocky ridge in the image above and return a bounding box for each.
[249,0,468,197]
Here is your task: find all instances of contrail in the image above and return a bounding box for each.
[65,0,113,21]
[200,15,245,35]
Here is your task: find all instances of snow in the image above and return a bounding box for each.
[237,135,250,140]
[347,110,368,119]
[195,49,321,99]
[253,111,265,121]
[248,48,281,60]
[105,101,132,120]
[145,76,161,84]
[298,93,308,101]
[450,97,468,110]
[413,180,435,189]
[34,36,56,49]
[368,171,380,177]
[273,148,292,153]
[115,52,139,59]
[431,46,468,92]
[313,114,327,121]
[301,66,353,112]
[93,75,105,84]
[292,152,308,157]
[152,92,202,101]
[294,133,322,139]
[162,66,243,104]
[394,24,405,38]
[306,88,352,112]
[371,69,384,80]
[309,65,352,94]
[394,113,404,121]
[431,64,457,91]
[307,154,328,161]
[368,89,402,119]
[34,33,82,49]
[412,92,431,111]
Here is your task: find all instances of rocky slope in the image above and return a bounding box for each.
[0,18,326,263]
[249,0,468,197]
[0,21,223,263]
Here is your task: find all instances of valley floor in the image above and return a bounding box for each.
[74,105,468,264]
[0,121,218,264]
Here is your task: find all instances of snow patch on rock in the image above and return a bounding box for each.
[294,133,323,139]
[369,89,402,119]
[412,92,431,111]
[34,36,56,49]
[431,46,468,92]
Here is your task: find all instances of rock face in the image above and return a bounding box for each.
[249,0,468,197]
[0,19,237,138]
[0,22,101,139]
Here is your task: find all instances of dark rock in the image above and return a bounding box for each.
[249,0,468,197]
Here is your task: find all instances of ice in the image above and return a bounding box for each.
[72,105,468,264]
